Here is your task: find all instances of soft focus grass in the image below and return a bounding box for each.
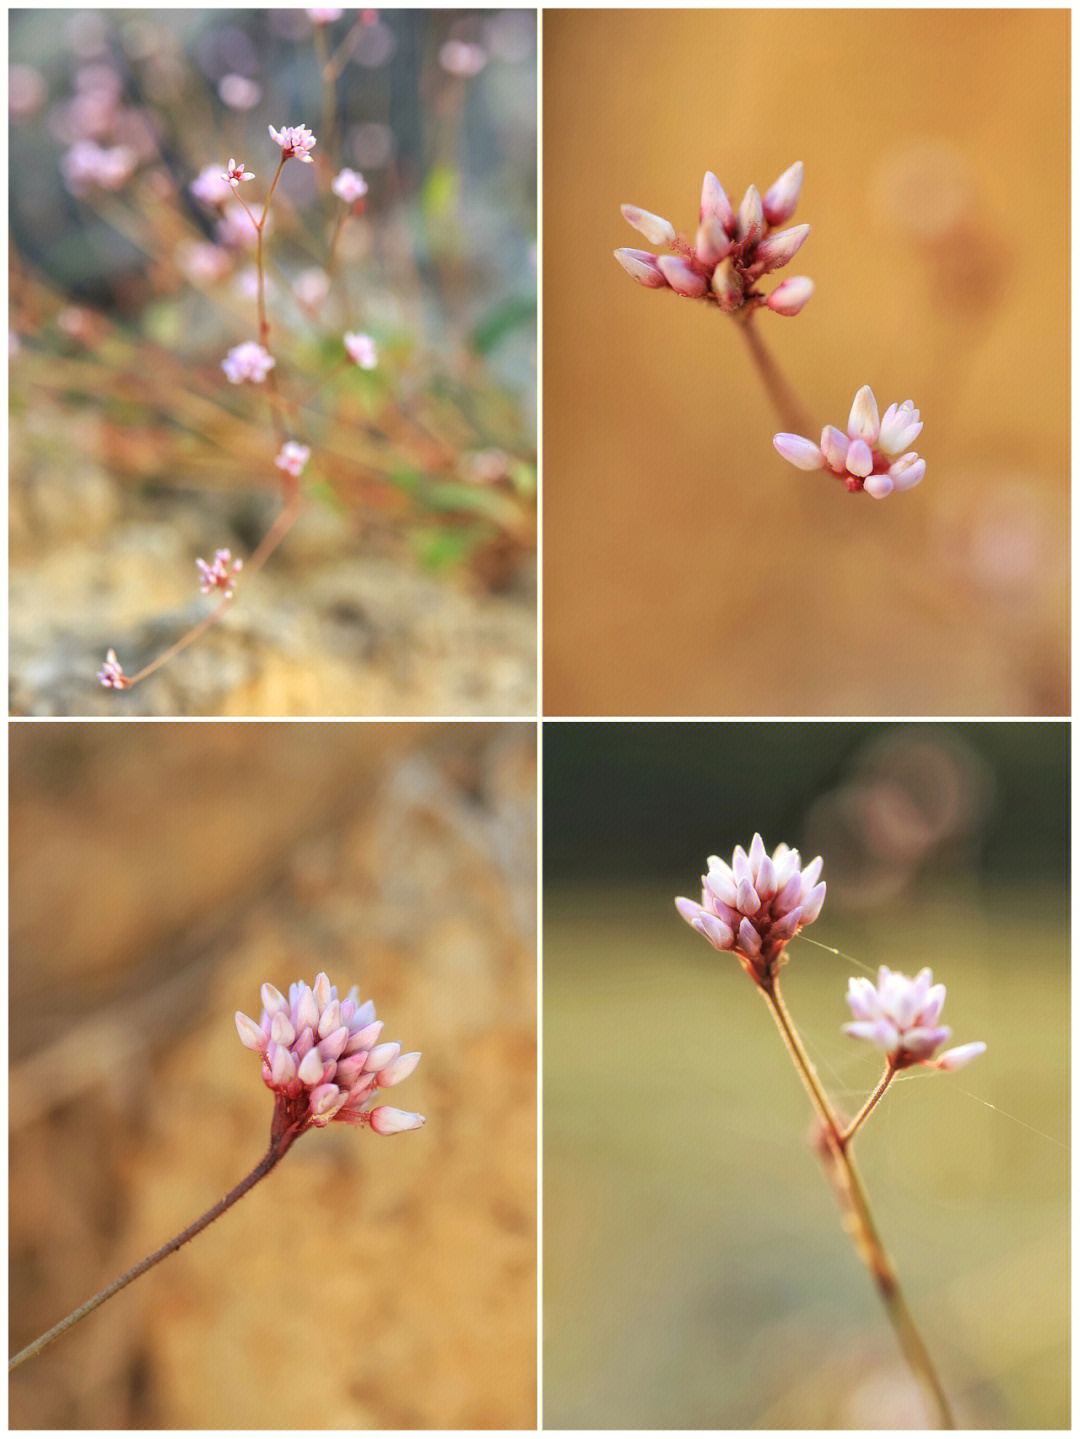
[544,884,1066,1429]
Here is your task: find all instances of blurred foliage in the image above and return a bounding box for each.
[10,8,536,584]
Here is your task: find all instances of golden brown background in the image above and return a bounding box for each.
[543,10,1067,716]
[10,723,536,1428]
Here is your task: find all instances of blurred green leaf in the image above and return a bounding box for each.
[471,294,537,355]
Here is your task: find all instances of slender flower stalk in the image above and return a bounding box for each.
[10,973,422,1370]
[677,838,984,1428]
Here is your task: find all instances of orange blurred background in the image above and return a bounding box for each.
[10,723,536,1428]
[543,10,1067,715]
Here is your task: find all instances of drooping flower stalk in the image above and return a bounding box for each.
[10,974,422,1370]
[677,837,984,1429]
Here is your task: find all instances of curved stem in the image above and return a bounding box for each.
[840,1061,896,1147]
[760,978,956,1429]
[9,1129,298,1371]
[736,315,815,436]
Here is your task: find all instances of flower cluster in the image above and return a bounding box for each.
[222,340,276,384]
[61,139,137,197]
[268,123,316,163]
[196,548,242,599]
[344,331,378,368]
[615,162,813,316]
[773,385,925,499]
[97,648,129,689]
[223,158,254,187]
[844,967,985,1071]
[331,168,368,204]
[676,834,825,983]
[275,441,311,478]
[235,973,424,1136]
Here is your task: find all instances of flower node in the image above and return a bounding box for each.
[844,967,985,1071]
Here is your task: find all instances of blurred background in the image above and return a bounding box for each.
[10,722,536,1427]
[543,10,1066,716]
[10,9,536,715]
[544,721,1066,1428]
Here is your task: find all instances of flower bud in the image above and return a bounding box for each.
[614,248,668,288]
[700,170,735,234]
[620,203,676,248]
[765,276,814,315]
[657,256,709,298]
[710,257,745,311]
[773,433,824,470]
[736,184,764,245]
[369,1106,426,1135]
[753,223,810,274]
[762,161,804,226]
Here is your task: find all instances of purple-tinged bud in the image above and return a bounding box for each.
[271,1011,297,1047]
[261,982,289,1016]
[848,385,881,444]
[846,439,874,478]
[736,878,761,916]
[765,275,813,315]
[369,1106,426,1135]
[317,1024,351,1062]
[354,999,376,1028]
[889,454,926,491]
[378,1051,422,1087]
[365,1041,401,1073]
[705,867,738,908]
[820,424,850,472]
[736,184,764,245]
[296,986,320,1034]
[737,917,762,956]
[657,256,709,297]
[334,1053,368,1089]
[933,1042,986,1072]
[235,1012,268,1052]
[799,882,826,924]
[699,912,736,950]
[353,1019,383,1050]
[700,171,735,234]
[762,161,804,226]
[863,473,894,499]
[695,215,731,267]
[773,433,824,470]
[271,1045,297,1086]
[614,248,668,288]
[710,257,745,311]
[620,203,676,248]
[774,871,803,910]
[753,223,810,273]
[309,1083,344,1119]
[317,999,341,1038]
[755,855,777,899]
[313,972,333,1009]
[748,834,767,869]
[770,907,802,941]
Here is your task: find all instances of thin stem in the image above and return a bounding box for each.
[736,314,815,436]
[9,1129,298,1371]
[840,1061,896,1147]
[125,590,237,686]
[760,977,957,1429]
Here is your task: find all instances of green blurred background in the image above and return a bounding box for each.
[543,10,1066,716]
[544,721,1067,1428]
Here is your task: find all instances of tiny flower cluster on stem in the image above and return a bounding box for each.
[615,162,813,316]
[235,972,424,1137]
[196,548,242,599]
[844,966,985,1071]
[773,384,925,499]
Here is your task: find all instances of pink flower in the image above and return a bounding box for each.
[190,165,234,206]
[223,158,254,187]
[331,167,368,204]
[196,547,242,598]
[615,162,812,317]
[344,331,378,369]
[268,123,317,163]
[844,967,985,1072]
[61,139,136,197]
[236,973,424,1137]
[773,385,925,498]
[676,834,826,985]
[222,340,275,384]
[97,648,129,689]
[275,441,311,478]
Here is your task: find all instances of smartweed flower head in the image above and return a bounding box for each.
[275,441,311,478]
[773,385,925,498]
[222,340,275,384]
[97,648,129,689]
[844,967,985,1071]
[196,548,242,599]
[223,158,255,187]
[344,331,378,368]
[236,973,424,1139]
[331,168,368,204]
[268,123,317,164]
[615,162,813,317]
[676,833,825,985]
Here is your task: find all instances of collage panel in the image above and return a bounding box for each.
[10,8,536,718]
[543,10,1066,716]
[10,722,537,1427]
[543,721,1066,1428]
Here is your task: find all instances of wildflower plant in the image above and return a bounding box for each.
[9,11,537,707]
[9,973,423,1371]
[677,837,984,1427]
[615,163,925,498]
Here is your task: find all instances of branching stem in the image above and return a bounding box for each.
[736,314,815,436]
